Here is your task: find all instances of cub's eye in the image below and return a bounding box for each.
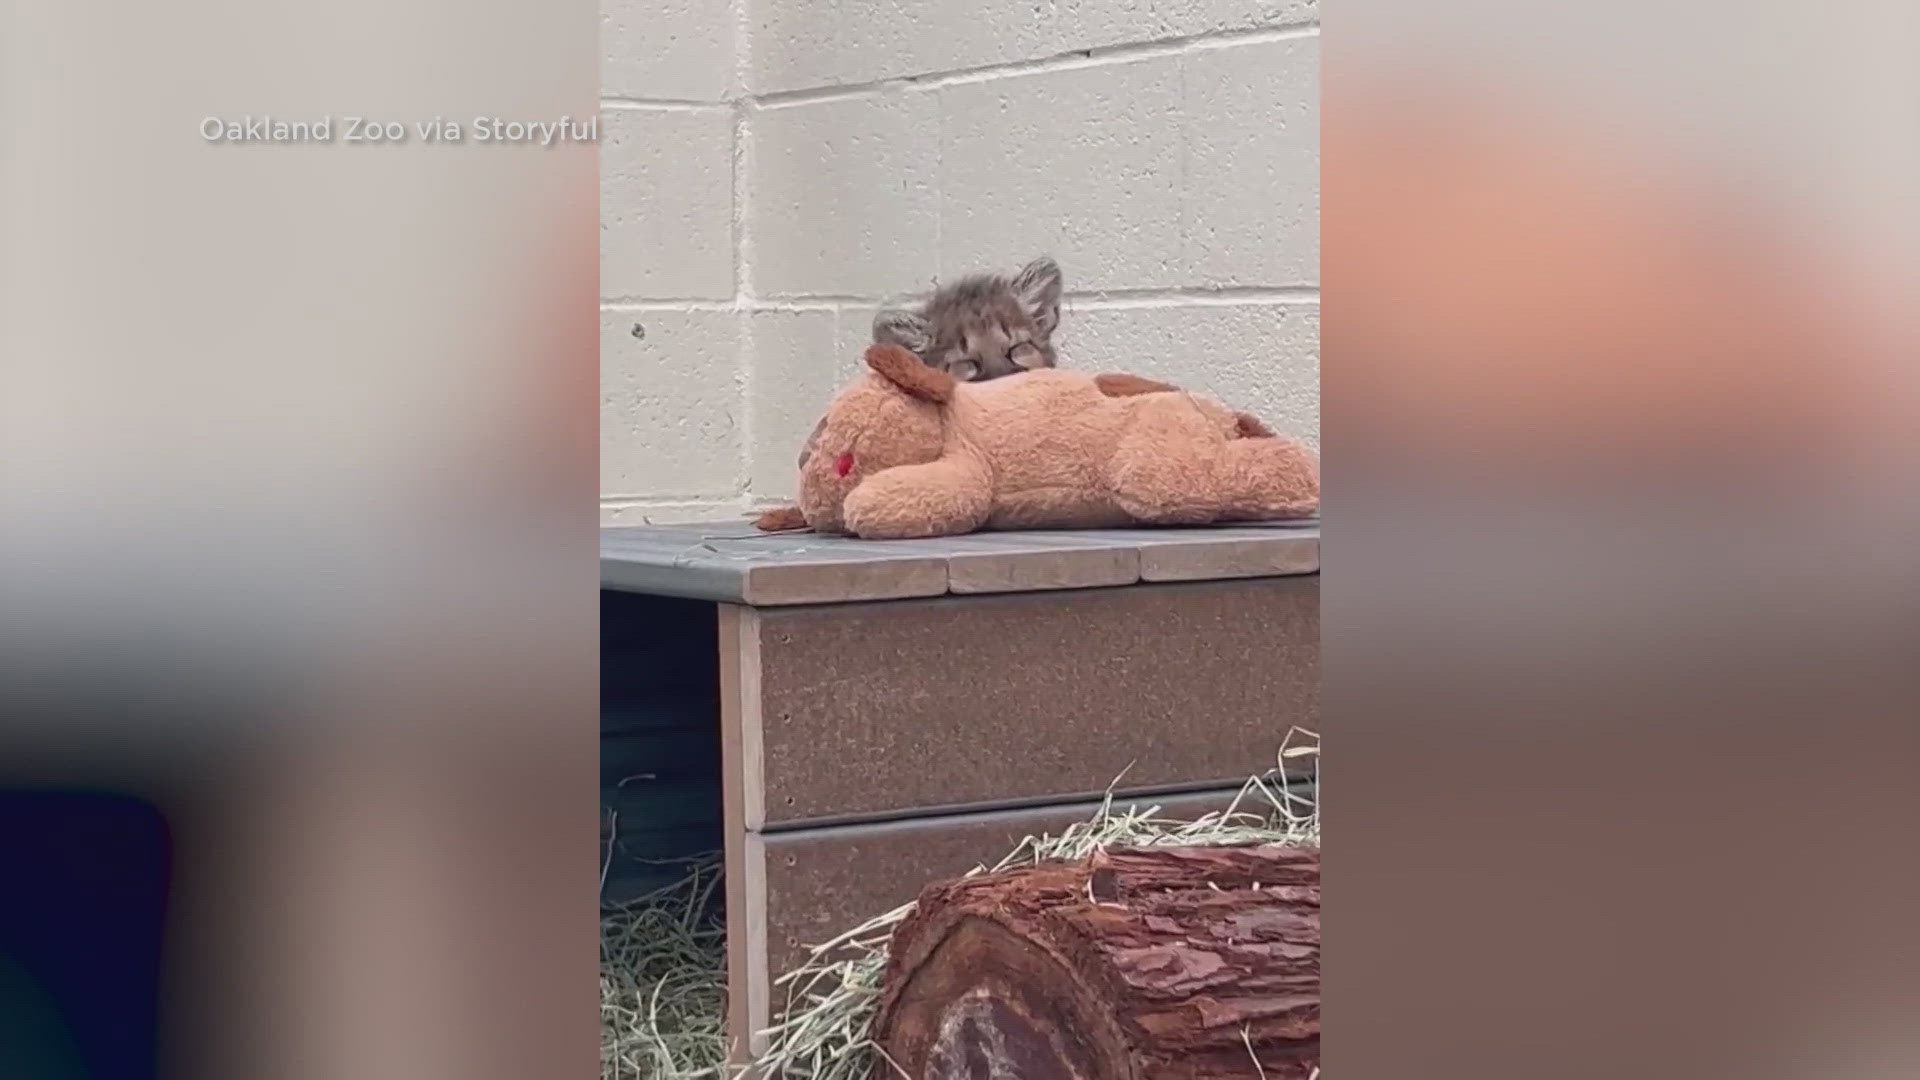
[1009,342,1040,368]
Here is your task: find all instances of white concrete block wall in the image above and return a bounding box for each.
[601,1,1318,524]
[602,0,736,101]
[1183,37,1320,286]
[744,0,1318,95]
[599,308,742,509]
[748,94,942,297]
[938,61,1187,291]
[600,108,734,300]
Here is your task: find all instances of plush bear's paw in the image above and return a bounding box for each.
[842,475,985,539]
[841,484,939,539]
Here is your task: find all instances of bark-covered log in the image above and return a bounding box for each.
[873,844,1319,1080]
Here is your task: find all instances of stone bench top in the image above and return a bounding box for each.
[601,518,1319,606]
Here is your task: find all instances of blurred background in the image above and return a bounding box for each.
[599,0,1320,522]
[3,0,1918,1077]
[1329,1,1920,1076]
[3,1,599,1078]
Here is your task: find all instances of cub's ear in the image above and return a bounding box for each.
[1012,256,1063,338]
[872,308,932,354]
[865,343,956,403]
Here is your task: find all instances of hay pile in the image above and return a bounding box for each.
[600,857,728,1079]
[601,732,1318,1080]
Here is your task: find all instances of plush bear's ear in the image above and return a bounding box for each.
[865,343,956,403]
[796,416,826,468]
[1093,372,1181,398]
[1234,412,1277,439]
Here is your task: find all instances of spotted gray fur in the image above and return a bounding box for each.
[872,256,1064,382]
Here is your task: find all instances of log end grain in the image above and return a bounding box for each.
[886,916,1133,1080]
[874,844,1320,1080]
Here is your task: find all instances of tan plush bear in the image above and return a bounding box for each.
[755,344,1319,540]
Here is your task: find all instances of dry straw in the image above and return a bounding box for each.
[602,729,1319,1080]
[601,856,728,1080]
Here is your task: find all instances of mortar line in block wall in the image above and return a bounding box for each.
[731,99,756,501]
[726,0,750,104]
[598,97,729,112]
[1068,287,1321,309]
[1182,21,1321,51]
[600,299,741,311]
[601,288,1318,310]
[725,0,756,503]
[600,494,745,506]
[729,294,883,305]
[934,75,945,289]
[1176,45,1192,287]
[747,20,1319,110]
